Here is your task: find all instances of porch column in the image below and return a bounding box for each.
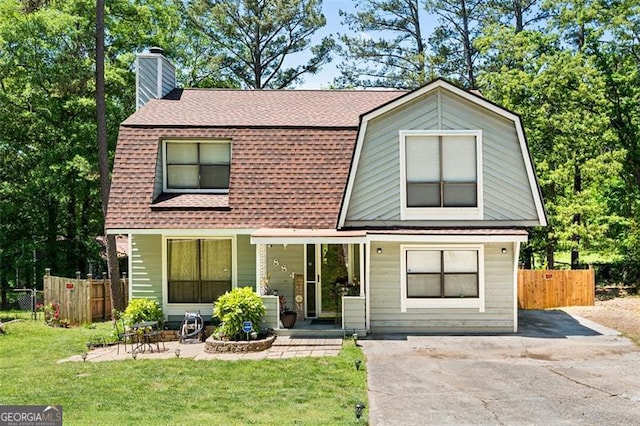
[359,243,365,296]
[256,243,268,294]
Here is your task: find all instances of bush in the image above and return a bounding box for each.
[122,298,164,326]
[213,287,265,341]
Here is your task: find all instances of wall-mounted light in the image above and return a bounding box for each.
[376,248,382,254]
[501,248,507,254]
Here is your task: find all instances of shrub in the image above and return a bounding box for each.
[213,287,265,340]
[122,298,164,326]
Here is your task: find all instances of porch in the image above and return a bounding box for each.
[252,228,368,337]
[260,295,367,337]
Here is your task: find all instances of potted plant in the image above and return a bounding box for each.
[279,295,297,328]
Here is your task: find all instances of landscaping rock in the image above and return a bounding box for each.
[204,334,276,353]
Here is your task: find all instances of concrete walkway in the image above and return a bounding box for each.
[59,336,343,363]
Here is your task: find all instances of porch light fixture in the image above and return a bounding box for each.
[501,248,507,254]
[354,360,362,371]
[355,403,365,420]
[81,352,87,362]
[376,248,382,254]
[174,348,181,358]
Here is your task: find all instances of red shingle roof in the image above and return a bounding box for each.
[123,89,405,127]
[107,89,409,231]
[106,127,360,229]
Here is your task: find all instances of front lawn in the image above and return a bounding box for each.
[0,319,368,425]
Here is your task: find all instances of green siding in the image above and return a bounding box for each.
[345,87,540,226]
[343,296,366,334]
[236,235,256,289]
[130,234,162,302]
[369,242,514,333]
[265,244,304,312]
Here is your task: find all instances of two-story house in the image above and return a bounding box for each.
[105,48,546,335]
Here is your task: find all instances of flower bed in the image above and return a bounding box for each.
[204,334,276,353]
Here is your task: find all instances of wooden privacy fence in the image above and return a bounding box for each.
[518,268,595,309]
[43,269,128,325]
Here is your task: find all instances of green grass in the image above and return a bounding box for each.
[0,319,368,425]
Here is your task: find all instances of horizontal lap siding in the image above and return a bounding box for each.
[236,235,256,289]
[347,96,438,221]
[369,242,514,333]
[345,88,540,226]
[440,93,537,220]
[265,244,304,311]
[343,296,366,333]
[130,234,162,302]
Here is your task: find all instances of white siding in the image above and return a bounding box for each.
[130,234,163,302]
[345,87,540,227]
[369,241,514,333]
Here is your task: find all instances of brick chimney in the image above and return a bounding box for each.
[135,47,176,110]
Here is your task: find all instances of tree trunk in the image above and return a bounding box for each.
[522,244,532,269]
[514,0,524,33]
[460,0,476,89]
[96,0,123,313]
[571,163,581,270]
[546,236,555,269]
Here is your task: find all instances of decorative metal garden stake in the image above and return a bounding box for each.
[355,403,365,420]
[174,348,181,358]
[355,360,361,371]
[81,352,87,362]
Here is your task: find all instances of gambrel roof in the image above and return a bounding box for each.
[105,89,405,231]
[106,80,546,233]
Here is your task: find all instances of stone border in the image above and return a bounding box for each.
[205,334,276,353]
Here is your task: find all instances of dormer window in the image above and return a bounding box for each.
[163,140,231,193]
[400,130,483,220]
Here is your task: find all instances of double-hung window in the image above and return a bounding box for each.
[164,140,231,192]
[400,130,482,219]
[401,245,485,312]
[167,239,232,304]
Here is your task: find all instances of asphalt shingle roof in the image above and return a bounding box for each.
[107,89,409,230]
[122,88,405,127]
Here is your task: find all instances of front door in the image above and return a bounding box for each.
[305,244,349,318]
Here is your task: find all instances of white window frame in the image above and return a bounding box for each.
[162,236,237,315]
[400,244,485,312]
[162,139,231,194]
[399,130,483,220]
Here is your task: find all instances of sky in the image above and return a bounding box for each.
[298,0,356,89]
[298,0,438,89]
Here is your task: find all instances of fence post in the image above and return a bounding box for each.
[87,273,93,324]
[43,268,51,308]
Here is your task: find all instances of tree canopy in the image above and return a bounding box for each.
[182,0,334,89]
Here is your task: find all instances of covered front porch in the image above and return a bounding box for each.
[251,229,368,336]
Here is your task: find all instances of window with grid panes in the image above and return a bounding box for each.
[165,141,230,192]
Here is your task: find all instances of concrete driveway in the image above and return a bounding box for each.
[361,310,640,425]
